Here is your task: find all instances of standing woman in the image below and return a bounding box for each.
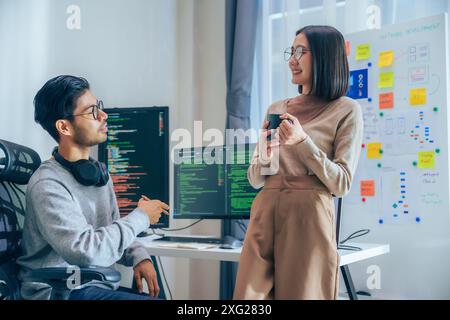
[234,25,363,300]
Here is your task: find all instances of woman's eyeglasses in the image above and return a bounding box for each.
[284,46,310,61]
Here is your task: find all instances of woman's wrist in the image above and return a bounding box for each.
[295,134,309,145]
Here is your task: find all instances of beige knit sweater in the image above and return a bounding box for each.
[248,94,364,197]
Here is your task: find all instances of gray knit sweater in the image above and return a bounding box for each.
[17,159,150,300]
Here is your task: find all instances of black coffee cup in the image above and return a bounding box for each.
[266,114,282,140]
[267,114,283,130]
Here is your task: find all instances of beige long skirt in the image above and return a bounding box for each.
[233,175,339,300]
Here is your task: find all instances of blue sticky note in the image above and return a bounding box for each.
[347,69,368,100]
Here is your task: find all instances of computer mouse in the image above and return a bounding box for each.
[220,236,243,249]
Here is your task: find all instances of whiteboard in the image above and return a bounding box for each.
[342,14,450,299]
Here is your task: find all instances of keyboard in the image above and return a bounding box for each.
[156,236,222,244]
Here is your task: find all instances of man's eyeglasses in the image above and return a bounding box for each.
[284,46,310,61]
[72,100,104,120]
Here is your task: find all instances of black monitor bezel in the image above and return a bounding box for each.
[98,106,170,228]
[172,144,255,220]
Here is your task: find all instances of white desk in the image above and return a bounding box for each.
[137,237,389,300]
[138,237,389,266]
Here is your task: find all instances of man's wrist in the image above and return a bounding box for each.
[133,258,152,269]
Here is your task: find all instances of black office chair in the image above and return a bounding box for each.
[0,139,120,300]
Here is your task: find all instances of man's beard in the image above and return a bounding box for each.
[72,123,107,147]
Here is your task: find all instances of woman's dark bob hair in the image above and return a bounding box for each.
[296,25,349,101]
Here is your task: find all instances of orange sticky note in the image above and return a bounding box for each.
[345,41,350,56]
[378,50,394,68]
[360,180,375,196]
[379,92,394,109]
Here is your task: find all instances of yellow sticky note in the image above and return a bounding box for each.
[410,88,427,105]
[367,142,382,159]
[378,72,394,89]
[356,44,371,60]
[418,151,435,169]
[378,50,394,68]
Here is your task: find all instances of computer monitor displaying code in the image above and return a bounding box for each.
[226,145,258,218]
[174,147,226,217]
[98,107,169,228]
[173,143,259,219]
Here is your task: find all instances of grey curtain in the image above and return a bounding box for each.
[221,0,260,299]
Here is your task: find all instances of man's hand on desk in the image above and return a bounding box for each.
[133,259,160,297]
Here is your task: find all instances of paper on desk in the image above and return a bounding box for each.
[156,242,218,250]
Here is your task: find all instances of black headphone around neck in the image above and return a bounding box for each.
[52,147,109,187]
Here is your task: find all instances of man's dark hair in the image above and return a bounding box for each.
[34,75,90,142]
[296,25,349,101]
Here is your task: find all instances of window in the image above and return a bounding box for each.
[251,0,450,129]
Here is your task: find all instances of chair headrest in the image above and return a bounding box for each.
[0,139,41,185]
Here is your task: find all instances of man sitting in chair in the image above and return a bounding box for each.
[17,75,169,300]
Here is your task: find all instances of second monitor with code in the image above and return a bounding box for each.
[173,143,260,220]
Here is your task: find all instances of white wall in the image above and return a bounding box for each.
[172,0,226,299]
[0,0,226,299]
[0,0,177,156]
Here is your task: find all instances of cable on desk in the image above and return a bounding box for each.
[158,219,203,232]
[340,229,370,244]
[338,229,370,251]
[338,244,362,251]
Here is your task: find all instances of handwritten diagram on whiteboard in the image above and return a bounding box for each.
[341,14,450,299]
[344,14,449,226]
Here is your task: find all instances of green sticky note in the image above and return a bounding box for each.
[356,43,371,60]
[418,151,435,169]
[379,71,394,89]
